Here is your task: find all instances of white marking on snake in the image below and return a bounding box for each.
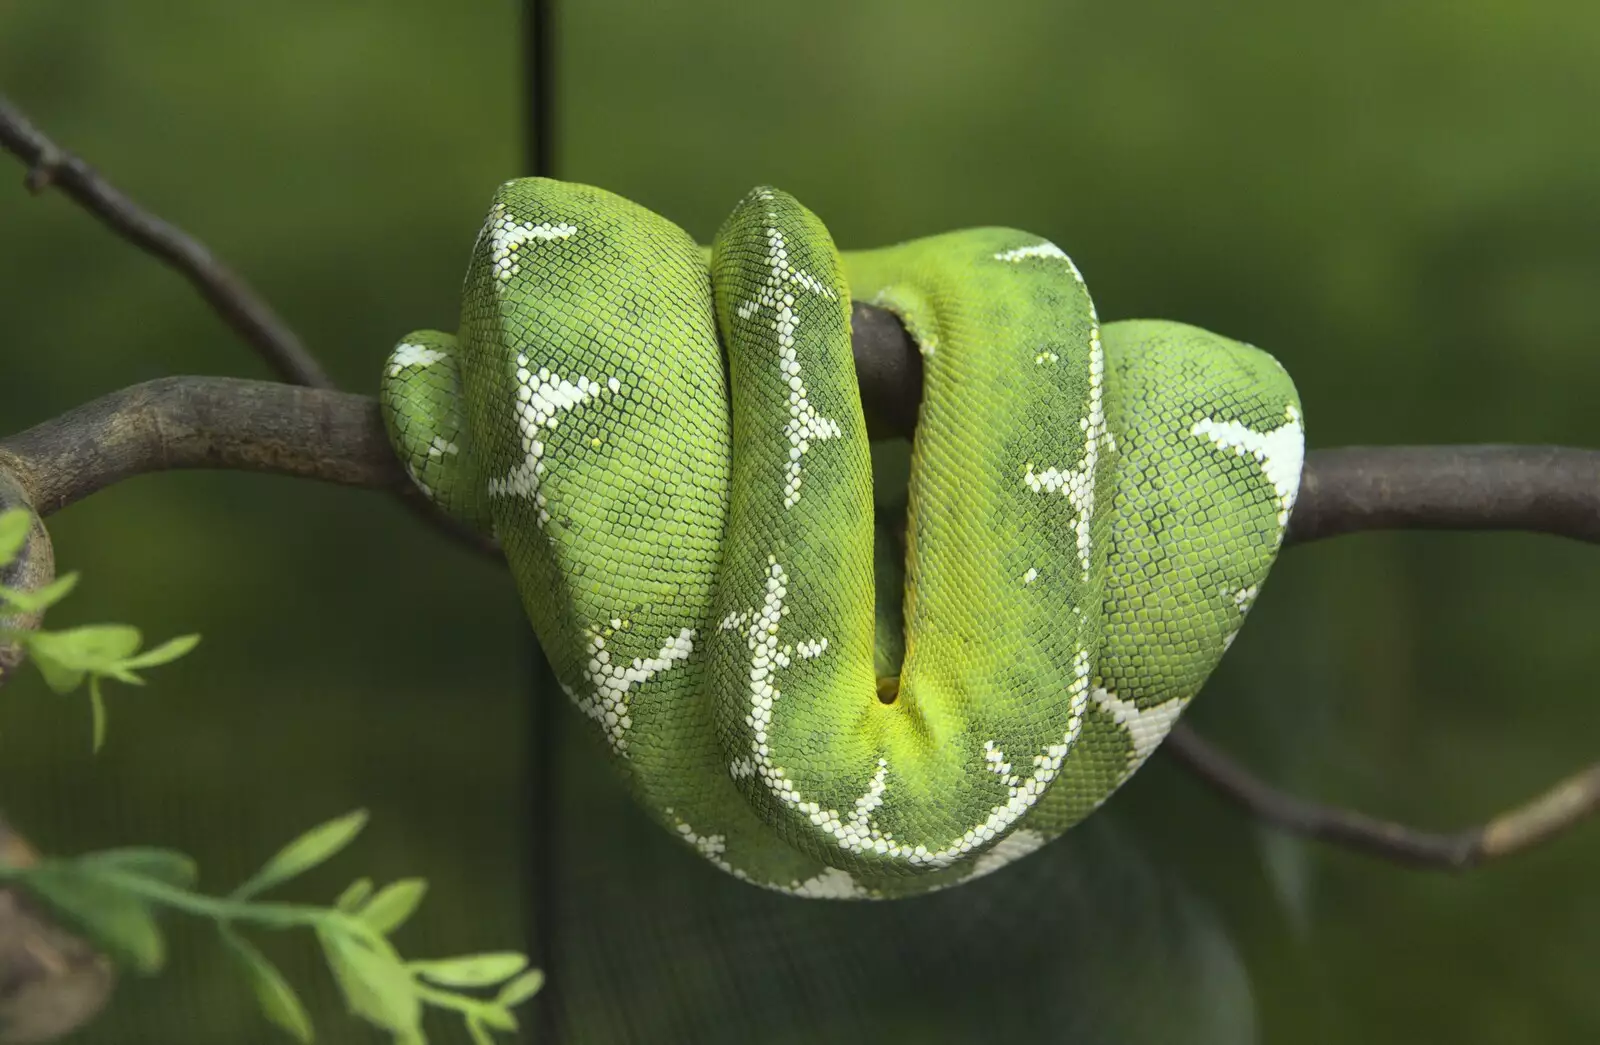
[1190,404,1304,529]
[994,241,1091,291]
[489,356,622,525]
[869,288,938,356]
[733,557,1090,868]
[736,558,831,791]
[426,436,458,458]
[1092,687,1189,770]
[1022,329,1106,579]
[735,220,843,508]
[663,810,748,880]
[995,242,1070,263]
[1220,584,1260,652]
[782,867,870,899]
[570,626,694,755]
[675,820,727,866]
[1023,567,1039,585]
[964,828,1048,881]
[487,203,577,280]
[387,343,448,376]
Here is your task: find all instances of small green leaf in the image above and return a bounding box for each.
[495,968,545,1007]
[410,952,526,988]
[97,665,147,686]
[22,864,166,974]
[0,509,30,566]
[221,927,315,1043]
[28,624,143,671]
[232,810,369,901]
[89,675,108,752]
[0,572,80,614]
[78,848,198,889]
[28,644,86,693]
[359,879,427,936]
[473,1005,517,1032]
[336,877,374,912]
[317,924,421,1034]
[117,633,201,671]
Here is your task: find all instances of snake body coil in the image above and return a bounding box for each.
[382,179,1303,899]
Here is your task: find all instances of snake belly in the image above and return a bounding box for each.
[380,178,1304,900]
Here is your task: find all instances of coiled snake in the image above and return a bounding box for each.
[381,179,1303,899]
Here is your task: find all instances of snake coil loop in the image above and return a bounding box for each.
[382,178,1303,899]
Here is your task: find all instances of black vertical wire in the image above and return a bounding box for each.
[522,1,558,1042]
[526,0,556,180]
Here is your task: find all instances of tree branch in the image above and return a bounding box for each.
[0,378,405,516]
[1286,445,1600,546]
[6,376,1600,553]
[4,375,1598,870]
[0,92,500,558]
[1165,725,1600,869]
[0,94,330,391]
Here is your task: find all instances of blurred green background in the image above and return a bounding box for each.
[3,1,1599,1042]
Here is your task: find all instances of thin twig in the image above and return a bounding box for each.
[1164,725,1600,868]
[0,93,501,557]
[0,93,331,390]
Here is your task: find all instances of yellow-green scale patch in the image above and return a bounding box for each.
[839,230,1113,875]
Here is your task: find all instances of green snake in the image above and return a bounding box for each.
[381,179,1303,900]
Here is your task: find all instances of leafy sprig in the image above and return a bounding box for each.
[0,508,540,1039]
[0,507,200,749]
[0,809,542,1043]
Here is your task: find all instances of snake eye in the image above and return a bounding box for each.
[875,676,901,705]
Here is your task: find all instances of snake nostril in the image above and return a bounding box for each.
[875,676,900,705]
